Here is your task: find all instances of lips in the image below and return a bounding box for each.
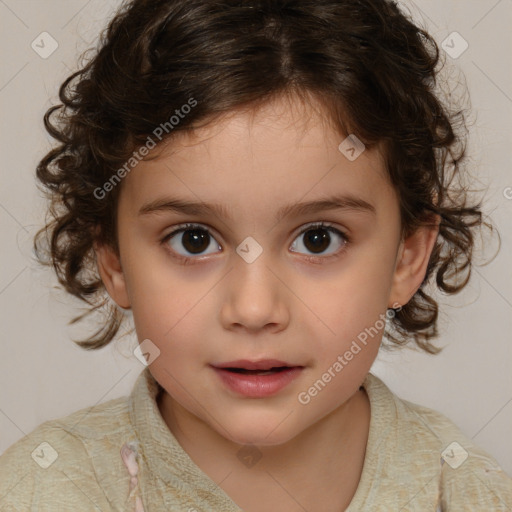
[211,359,304,397]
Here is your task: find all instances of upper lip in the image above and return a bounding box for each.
[212,359,300,370]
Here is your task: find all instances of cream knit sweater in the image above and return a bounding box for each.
[1,368,511,511]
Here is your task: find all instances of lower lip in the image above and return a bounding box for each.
[212,367,303,398]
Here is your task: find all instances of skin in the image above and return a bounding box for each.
[95,94,439,511]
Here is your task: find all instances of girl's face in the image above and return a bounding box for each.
[97,95,435,446]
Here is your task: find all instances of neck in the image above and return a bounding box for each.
[157,387,370,510]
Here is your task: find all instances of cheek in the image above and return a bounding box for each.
[129,284,206,348]
[290,246,396,368]
[296,260,393,337]
[120,240,201,332]
[123,256,216,363]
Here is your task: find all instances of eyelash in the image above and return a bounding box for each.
[160,222,350,265]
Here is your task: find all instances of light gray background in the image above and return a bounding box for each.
[1,0,511,475]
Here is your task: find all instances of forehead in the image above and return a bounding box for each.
[119,95,395,221]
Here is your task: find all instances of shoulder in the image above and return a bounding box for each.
[400,396,512,508]
[362,373,512,509]
[0,395,133,510]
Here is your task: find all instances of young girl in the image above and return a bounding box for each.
[1,0,511,510]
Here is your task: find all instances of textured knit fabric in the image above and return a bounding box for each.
[0,368,511,511]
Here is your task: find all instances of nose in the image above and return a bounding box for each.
[219,252,290,334]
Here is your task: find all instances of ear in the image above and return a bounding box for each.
[94,242,131,309]
[389,216,440,308]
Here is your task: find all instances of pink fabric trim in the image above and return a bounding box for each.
[121,442,146,512]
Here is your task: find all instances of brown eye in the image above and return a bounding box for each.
[164,224,221,257]
[303,228,331,253]
[290,224,347,257]
[181,228,211,254]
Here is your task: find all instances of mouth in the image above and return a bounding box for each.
[212,359,302,373]
[210,359,304,397]
[224,367,292,376]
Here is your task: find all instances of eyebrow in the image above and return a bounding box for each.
[138,194,376,221]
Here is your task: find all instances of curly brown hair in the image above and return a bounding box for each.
[34,0,493,354]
